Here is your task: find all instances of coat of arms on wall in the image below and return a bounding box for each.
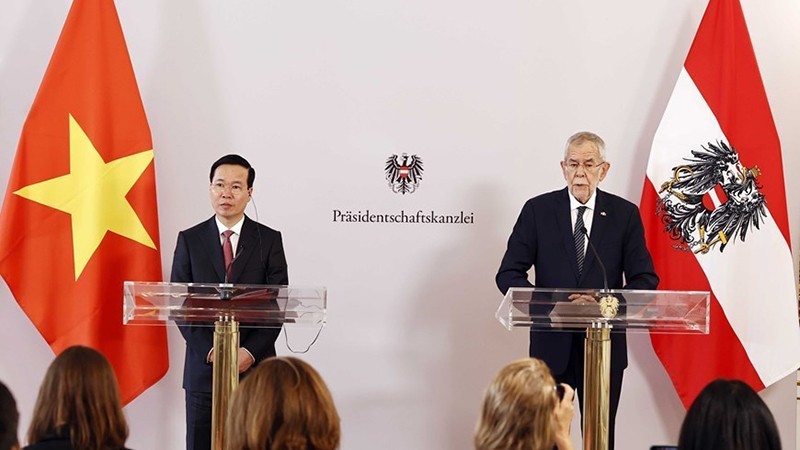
[385,153,423,195]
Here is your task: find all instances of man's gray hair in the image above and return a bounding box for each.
[564,131,606,161]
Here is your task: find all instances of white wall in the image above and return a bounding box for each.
[1,0,799,449]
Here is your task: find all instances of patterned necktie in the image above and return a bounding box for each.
[222,230,234,280]
[574,206,588,275]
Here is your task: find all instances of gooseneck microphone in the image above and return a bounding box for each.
[220,244,245,301]
[581,226,609,293]
[581,227,621,319]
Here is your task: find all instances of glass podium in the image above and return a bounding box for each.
[123,282,326,450]
[496,288,709,450]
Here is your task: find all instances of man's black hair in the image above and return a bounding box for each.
[209,154,256,188]
[0,381,18,450]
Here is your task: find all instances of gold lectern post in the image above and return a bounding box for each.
[583,321,611,450]
[211,316,240,450]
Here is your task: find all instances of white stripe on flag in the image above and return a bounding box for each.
[646,68,800,386]
[646,69,728,184]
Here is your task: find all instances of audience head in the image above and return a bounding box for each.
[678,378,781,450]
[27,346,128,450]
[475,358,573,450]
[0,381,19,450]
[225,356,340,450]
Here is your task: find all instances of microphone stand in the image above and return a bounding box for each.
[220,245,245,301]
[581,226,609,294]
[581,226,619,319]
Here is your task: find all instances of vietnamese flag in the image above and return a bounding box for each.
[0,0,168,403]
[640,0,800,407]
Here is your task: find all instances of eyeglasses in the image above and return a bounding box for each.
[564,160,605,172]
[211,182,247,196]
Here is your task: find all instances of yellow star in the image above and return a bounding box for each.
[14,114,157,280]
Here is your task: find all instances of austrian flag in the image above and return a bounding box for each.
[640,0,800,407]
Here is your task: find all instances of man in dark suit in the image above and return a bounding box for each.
[496,132,658,449]
[171,154,288,450]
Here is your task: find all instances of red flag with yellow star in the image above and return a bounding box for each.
[0,0,168,403]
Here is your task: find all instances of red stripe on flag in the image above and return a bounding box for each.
[642,182,763,408]
[685,0,790,246]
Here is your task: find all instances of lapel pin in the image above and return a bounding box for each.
[600,211,607,217]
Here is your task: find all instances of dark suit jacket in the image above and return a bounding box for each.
[496,188,658,374]
[171,215,289,392]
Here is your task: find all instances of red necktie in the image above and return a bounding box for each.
[222,230,234,280]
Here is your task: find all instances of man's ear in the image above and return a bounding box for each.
[599,162,611,182]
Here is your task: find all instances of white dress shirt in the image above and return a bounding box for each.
[210,215,253,365]
[215,216,245,256]
[568,191,597,257]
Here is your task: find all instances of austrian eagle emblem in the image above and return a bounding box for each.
[385,153,423,195]
[656,141,766,254]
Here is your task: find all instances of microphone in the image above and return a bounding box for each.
[581,226,608,293]
[581,226,619,319]
[220,244,245,301]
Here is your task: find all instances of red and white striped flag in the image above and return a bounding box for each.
[640,0,800,407]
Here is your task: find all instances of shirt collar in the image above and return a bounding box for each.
[568,190,597,212]
[215,216,245,236]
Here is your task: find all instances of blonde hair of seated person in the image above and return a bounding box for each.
[475,358,573,450]
[225,356,340,450]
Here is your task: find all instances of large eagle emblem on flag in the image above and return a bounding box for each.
[385,153,423,195]
[656,141,766,254]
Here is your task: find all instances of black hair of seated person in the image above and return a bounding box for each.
[678,378,781,450]
[0,381,19,450]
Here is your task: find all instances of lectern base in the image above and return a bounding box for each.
[211,317,239,450]
[583,323,611,450]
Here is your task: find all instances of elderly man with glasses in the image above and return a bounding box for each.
[496,132,658,450]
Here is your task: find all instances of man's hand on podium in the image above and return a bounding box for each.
[568,293,597,304]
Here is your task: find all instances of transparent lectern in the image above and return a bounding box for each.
[123,282,327,450]
[496,288,709,450]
